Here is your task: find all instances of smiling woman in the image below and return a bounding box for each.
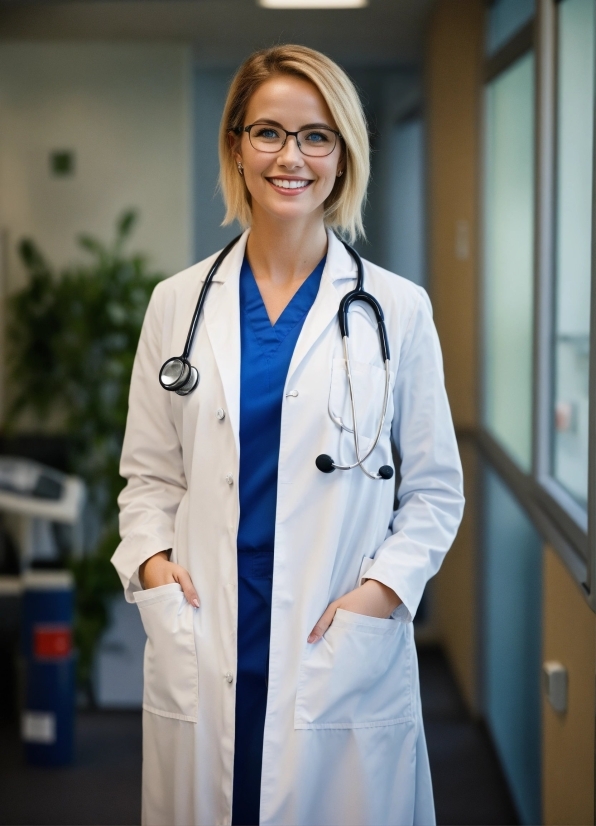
[219,45,369,243]
[112,43,464,826]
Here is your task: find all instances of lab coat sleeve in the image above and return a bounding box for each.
[363,288,465,622]
[111,282,187,602]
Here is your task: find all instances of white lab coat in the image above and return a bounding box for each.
[112,229,464,826]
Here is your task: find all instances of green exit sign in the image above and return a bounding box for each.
[50,150,75,177]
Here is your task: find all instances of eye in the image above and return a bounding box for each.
[303,130,331,144]
[254,126,281,140]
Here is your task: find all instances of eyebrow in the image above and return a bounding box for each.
[251,119,335,130]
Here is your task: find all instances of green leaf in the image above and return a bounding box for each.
[8,210,163,692]
[116,209,137,243]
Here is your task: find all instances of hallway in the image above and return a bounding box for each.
[0,647,518,826]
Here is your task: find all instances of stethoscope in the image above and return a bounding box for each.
[159,234,394,481]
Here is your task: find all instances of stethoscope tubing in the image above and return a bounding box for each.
[330,338,392,479]
[159,232,394,481]
[181,234,243,360]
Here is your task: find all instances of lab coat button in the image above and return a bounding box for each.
[225,474,234,485]
[225,672,233,684]
[286,390,299,398]
[216,408,225,420]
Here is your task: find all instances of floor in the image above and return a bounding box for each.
[419,647,519,826]
[0,647,519,826]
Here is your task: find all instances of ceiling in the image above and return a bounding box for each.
[0,0,436,67]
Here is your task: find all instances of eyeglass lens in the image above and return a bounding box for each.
[248,124,338,157]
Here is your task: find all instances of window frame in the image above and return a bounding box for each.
[479,0,596,605]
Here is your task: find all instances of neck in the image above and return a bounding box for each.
[245,209,328,286]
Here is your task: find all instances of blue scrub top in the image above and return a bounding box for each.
[232,254,325,826]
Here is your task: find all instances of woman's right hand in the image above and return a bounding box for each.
[139,550,200,608]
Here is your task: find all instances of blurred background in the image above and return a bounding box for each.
[0,0,593,824]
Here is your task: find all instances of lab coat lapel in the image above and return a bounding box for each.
[203,231,249,457]
[286,230,356,384]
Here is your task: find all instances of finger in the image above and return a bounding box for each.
[174,566,200,608]
[307,604,336,644]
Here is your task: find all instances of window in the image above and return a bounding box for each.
[552,0,595,509]
[486,0,535,56]
[483,52,535,471]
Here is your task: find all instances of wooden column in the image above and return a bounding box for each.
[425,0,484,713]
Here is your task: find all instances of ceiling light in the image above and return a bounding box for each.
[258,0,368,8]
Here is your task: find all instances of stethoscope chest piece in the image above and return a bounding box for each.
[159,356,199,396]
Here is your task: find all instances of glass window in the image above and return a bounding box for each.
[486,0,535,56]
[483,53,535,470]
[552,0,595,509]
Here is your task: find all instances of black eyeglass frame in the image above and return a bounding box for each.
[233,122,343,157]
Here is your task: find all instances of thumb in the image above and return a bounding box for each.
[174,566,200,609]
[307,603,336,644]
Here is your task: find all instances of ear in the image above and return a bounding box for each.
[228,130,242,165]
[336,144,346,177]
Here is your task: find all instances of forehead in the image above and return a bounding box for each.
[245,75,336,128]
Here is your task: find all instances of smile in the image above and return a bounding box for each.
[267,178,313,191]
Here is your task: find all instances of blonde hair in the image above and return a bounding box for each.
[218,45,369,243]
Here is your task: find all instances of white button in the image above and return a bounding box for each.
[216,408,225,420]
[286,390,299,398]
[225,672,233,684]
[225,474,234,485]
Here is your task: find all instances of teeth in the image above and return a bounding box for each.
[270,178,310,189]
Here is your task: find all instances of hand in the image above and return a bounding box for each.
[307,579,401,643]
[139,550,200,608]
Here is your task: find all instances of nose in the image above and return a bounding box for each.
[277,134,304,168]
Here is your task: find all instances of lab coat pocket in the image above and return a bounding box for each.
[134,583,198,722]
[294,608,413,730]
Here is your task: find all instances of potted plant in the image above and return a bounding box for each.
[6,210,162,701]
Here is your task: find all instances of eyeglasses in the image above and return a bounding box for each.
[236,122,342,158]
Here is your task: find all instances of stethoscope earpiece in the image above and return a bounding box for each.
[316,455,394,481]
[315,454,336,473]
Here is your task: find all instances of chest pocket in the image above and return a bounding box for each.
[328,358,394,455]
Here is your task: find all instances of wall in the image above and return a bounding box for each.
[193,65,240,262]
[483,465,542,824]
[542,545,595,825]
[0,42,193,294]
[349,67,422,274]
[425,0,484,712]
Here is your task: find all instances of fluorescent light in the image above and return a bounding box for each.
[258,0,368,8]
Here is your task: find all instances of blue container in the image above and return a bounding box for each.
[21,570,75,766]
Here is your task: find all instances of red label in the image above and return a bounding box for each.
[33,625,72,659]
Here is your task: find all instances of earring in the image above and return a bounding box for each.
[237,162,244,176]
[337,169,344,177]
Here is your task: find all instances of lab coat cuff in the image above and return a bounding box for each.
[111,529,174,603]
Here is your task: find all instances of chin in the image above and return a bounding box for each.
[263,198,323,224]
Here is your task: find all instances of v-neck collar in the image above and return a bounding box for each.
[240,256,325,355]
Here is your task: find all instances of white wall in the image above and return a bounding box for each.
[0,42,193,291]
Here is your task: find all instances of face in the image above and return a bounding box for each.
[231,75,344,227]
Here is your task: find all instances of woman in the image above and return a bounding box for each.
[112,44,464,826]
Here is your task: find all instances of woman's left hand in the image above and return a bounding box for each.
[307,579,402,643]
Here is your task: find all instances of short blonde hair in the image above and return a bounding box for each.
[219,45,369,243]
